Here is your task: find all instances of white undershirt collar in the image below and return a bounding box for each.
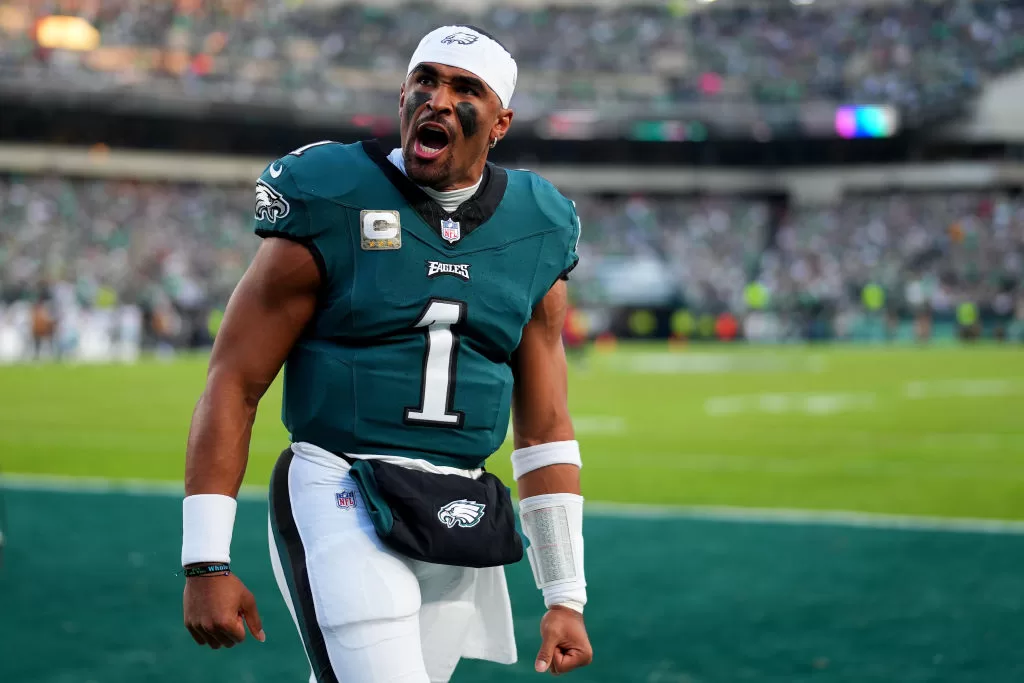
[387,148,482,214]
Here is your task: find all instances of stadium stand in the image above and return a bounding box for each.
[2,0,1024,122]
[0,0,1022,356]
[2,170,1021,355]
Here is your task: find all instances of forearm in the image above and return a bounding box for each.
[184,371,258,498]
[510,280,587,611]
[510,344,579,498]
[516,463,580,499]
[181,371,262,568]
[183,239,317,498]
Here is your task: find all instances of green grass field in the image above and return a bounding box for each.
[3,344,1023,517]
[2,344,1024,683]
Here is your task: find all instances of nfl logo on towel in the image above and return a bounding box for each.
[441,218,461,244]
[336,490,357,509]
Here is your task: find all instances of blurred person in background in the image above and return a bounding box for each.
[29,288,56,360]
[562,297,589,367]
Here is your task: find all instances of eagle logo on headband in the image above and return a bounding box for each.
[441,32,479,46]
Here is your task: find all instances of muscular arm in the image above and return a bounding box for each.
[510,279,579,498]
[512,279,592,675]
[184,238,320,497]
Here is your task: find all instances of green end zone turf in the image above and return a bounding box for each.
[2,489,1023,683]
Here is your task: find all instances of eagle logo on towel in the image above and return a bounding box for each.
[254,179,290,224]
[440,32,479,46]
[438,499,486,529]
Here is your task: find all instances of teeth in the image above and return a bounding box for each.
[417,139,444,154]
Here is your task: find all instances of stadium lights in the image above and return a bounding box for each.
[35,15,100,51]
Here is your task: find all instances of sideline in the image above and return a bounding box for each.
[5,472,1024,535]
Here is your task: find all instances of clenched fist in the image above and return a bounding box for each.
[183,571,265,649]
[535,606,593,675]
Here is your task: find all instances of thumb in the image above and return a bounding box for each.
[240,589,266,642]
[535,633,557,673]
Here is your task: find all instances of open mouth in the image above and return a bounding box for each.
[413,122,451,161]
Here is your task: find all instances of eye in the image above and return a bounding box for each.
[457,85,478,96]
[417,76,435,87]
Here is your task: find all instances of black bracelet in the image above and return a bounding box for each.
[182,563,231,578]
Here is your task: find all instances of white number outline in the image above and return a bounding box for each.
[288,140,337,156]
[403,298,467,428]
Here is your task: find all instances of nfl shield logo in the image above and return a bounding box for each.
[441,218,461,244]
[336,491,357,509]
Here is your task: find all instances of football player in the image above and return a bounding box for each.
[181,25,592,683]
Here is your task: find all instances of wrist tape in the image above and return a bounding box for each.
[181,494,237,566]
[518,492,586,612]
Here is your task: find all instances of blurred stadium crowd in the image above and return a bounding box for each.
[1,173,1022,356]
[2,0,1024,357]
[2,0,1023,117]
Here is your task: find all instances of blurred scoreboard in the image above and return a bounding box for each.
[833,105,900,139]
[540,103,900,141]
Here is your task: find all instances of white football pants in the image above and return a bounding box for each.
[267,444,516,683]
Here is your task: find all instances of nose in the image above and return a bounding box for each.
[426,86,455,115]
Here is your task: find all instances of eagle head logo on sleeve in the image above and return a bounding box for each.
[254,179,291,224]
[437,499,486,529]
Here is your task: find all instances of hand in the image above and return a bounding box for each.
[535,605,593,675]
[183,571,265,649]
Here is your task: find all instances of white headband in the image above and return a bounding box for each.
[407,25,517,108]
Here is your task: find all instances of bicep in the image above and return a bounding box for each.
[511,280,574,449]
[207,237,321,403]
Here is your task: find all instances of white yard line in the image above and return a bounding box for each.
[4,472,1024,535]
[903,379,1024,399]
[704,392,877,417]
[611,352,827,375]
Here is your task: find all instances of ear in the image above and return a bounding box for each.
[399,82,406,111]
[490,108,514,145]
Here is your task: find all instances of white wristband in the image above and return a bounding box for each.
[511,440,582,480]
[181,494,237,566]
[518,493,587,612]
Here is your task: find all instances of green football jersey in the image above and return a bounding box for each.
[252,140,580,469]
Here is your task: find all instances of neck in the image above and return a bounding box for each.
[387,148,484,213]
[434,159,488,191]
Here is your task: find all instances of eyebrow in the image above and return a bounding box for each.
[451,75,485,93]
[412,65,485,93]
[413,64,439,80]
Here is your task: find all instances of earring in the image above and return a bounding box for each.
[489,138,498,149]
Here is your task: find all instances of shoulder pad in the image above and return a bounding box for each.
[263,140,365,200]
[508,168,575,231]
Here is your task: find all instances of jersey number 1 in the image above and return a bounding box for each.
[404,299,466,428]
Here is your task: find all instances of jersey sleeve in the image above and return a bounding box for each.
[253,160,314,240]
[560,200,582,280]
[251,159,329,284]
